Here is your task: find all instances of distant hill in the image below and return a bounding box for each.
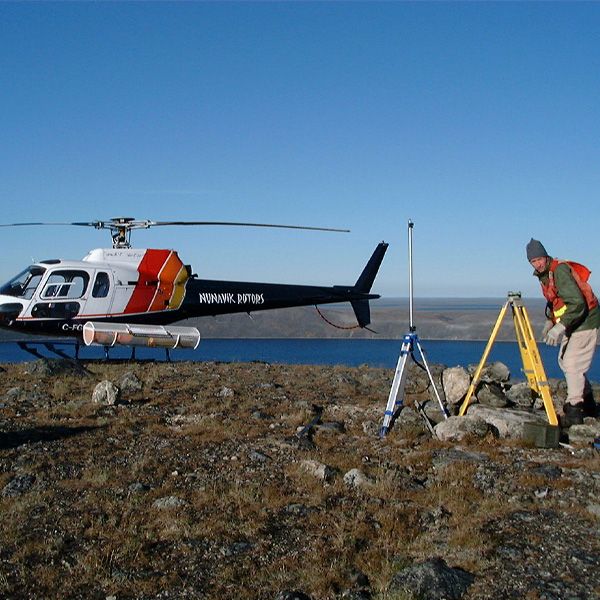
[0,297,549,342]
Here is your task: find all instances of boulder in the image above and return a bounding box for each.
[25,358,88,377]
[343,468,373,489]
[92,380,121,406]
[388,556,474,600]
[442,366,471,405]
[434,416,490,442]
[118,371,143,393]
[505,382,534,409]
[476,382,509,408]
[152,496,188,510]
[567,420,600,445]
[299,459,335,482]
[467,405,548,439]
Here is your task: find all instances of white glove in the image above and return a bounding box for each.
[544,322,566,346]
[541,320,553,341]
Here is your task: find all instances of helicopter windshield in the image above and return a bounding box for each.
[0,266,46,300]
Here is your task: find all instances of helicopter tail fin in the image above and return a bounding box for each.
[350,242,388,328]
[353,242,388,293]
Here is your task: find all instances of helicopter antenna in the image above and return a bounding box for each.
[0,217,350,249]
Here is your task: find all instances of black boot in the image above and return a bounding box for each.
[562,403,584,428]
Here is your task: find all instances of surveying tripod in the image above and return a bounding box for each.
[458,292,558,426]
[379,221,449,438]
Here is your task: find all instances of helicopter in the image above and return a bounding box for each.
[0,218,388,354]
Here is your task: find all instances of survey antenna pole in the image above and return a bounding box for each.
[379,219,449,438]
[408,219,415,332]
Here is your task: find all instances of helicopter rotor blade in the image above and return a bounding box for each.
[149,221,350,233]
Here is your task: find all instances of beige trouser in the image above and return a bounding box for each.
[558,328,598,406]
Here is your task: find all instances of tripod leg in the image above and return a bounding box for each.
[459,301,509,416]
[414,337,449,419]
[380,337,412,437]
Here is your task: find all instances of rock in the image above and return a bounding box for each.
[478,361,510,383]
[128,482,150,494]
[432,448,489,470]
[25,358,88,377]
[567,420,600,445]
[118,371,143,393]
[531,464,562,479]
[2,474,36,497]
[92,380,121,405]
[248,450,270,463]
[586,503,600,518]
[275,592,312,600]
[217,386,235,398]
[389,557,474,599]
[505,382,534,408]
[299,459,335,482]
[476,383,509,408]
[442,366,471,405]
[467,405,548,439]
[152,496,188,510]
[315,421,345,434]
[343,468,373,489]
[434,416,490,442]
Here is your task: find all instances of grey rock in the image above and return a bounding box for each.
[343,468,373,489]
[467,405,548,439]
[315,421,345,434]
[220,541,252,556]
[275,592,312,600]
[434,416,490,442]
[567,420,600,445]
[25,358,88,377]
[586,503,600,518]
[531,464,562,479]
[92,380,121,405]
[505,382,534,408]
[2,474,36,497]
[442,366,471,405]
[478,361,510,383]
[299,459,335,482]
[432,448,489,470]
[118,371,143,393]
[217,386,234,398]
[248,450,270,463]
[152,496,188,510]
[389,556,474,600]
[128,482,150,494]
[477,383,509,408]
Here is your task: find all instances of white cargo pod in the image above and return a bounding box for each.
[83,322,200,349]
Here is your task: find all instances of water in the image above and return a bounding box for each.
[1,338,599,382]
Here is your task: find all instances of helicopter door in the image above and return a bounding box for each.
[80,271,113,317]
[31,270,90,320]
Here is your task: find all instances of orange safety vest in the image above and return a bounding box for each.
[540,259,599,323]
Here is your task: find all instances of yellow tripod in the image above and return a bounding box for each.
[458,292,558,425]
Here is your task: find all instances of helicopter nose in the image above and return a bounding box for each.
[0,302,23,324]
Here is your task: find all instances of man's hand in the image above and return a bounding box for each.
[544,322,566,346]
[541,320,553,341]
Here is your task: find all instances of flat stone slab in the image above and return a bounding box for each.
[467,405,549,439]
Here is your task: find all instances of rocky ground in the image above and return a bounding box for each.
[0,358,598,600]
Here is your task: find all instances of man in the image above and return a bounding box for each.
[526,238,600,426]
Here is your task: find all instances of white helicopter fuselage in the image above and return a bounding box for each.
[0,247,190,336]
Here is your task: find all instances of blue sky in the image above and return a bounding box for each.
[1,2,599,298]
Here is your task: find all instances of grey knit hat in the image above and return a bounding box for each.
[526,238,549,261]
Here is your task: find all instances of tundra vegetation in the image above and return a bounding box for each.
[0,358,598,599]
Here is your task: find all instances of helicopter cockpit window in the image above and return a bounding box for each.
[42,271,89,300]
[0,266,46,300]
[92,272,110,298]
